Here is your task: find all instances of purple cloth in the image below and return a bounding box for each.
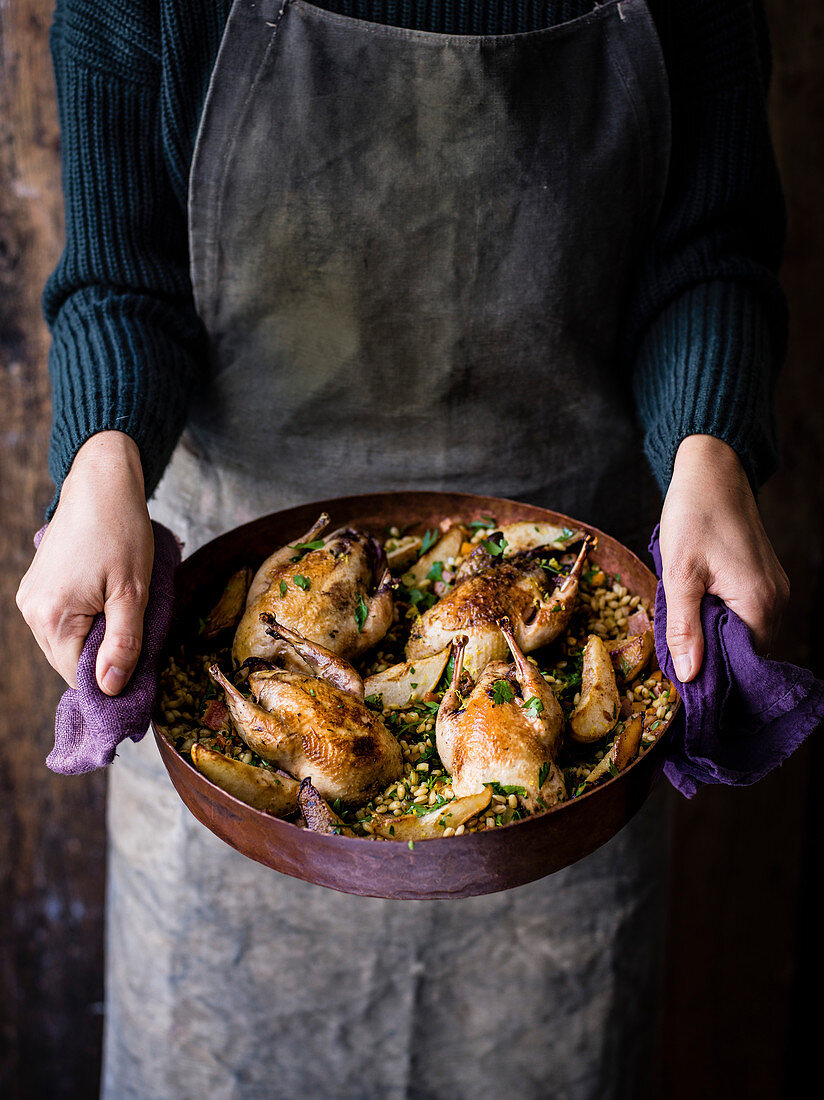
[34,522,181,775]
[649,526,824,798]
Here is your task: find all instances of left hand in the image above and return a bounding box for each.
[658,434,789,683]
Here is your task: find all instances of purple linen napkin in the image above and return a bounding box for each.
[34,522,181,775]
[649,526,824,798]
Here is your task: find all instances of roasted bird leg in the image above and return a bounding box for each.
[261,613,364,700]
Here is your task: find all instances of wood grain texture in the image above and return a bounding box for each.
[0,3,105,1097]
[657,2,824,1096]
[0,0,820,1097]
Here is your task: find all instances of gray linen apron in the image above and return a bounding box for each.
[104,2,673,1097]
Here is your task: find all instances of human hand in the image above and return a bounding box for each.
[16,431,154,695]
[658,434,789,683]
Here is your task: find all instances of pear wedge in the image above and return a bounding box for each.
[371,786,492,841]
[190,743,299,816]
[363,647,450,709]
[569,635,621,743]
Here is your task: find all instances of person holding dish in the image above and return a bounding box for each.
[17,1,789,1096]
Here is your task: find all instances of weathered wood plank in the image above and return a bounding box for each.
[0,3,105,1097]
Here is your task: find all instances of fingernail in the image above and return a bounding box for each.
[672,654,692,683]
[102,666,128,695]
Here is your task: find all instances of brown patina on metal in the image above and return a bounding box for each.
[153,491,679,900]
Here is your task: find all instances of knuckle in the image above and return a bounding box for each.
[662,556,703,592]
[666,619,696,649]
[111,578,149,607]
[105,632,143,658]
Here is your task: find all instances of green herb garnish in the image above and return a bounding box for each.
[420,529,439,554]
[481,534,509,557]
[427,560,444,583]
[279,579,288,596]
[408,840,415,851]
[491,679,514,705]
[355,594,368,632]
[469,515,496,530]
[538,762,551,787]
[293,575,311,591]
[293,539,324,551]
[522,696,544,716]
[364,693,383,709]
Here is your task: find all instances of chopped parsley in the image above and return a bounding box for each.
[427,560,444,583]
[408,840,415,850]
[560,527,576,541]
[522,696,544,716]
[279,579,288,596]
[364,693,384,710]
[288,539,325,562]
[481,533,509,557]
[491,782,527,798]
[355,595,368,632]
[607,758,620,777]
[401,585,437,612]
[538,761,551,787]
[469,515,496,530]
[293,575,311,591]
[420,529,439,555]
[492,679,514,705]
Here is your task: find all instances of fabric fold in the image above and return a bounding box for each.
[35,521,181,776]
[649,526,824,797]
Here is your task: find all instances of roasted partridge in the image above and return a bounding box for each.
[406,537,593,675]
[233,513,394,666]
[212,621,402,804]
[436,619,566,811]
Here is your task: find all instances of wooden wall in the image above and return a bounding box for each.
[0,2,821,1097]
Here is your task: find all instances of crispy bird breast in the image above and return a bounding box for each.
[233,515,393,666]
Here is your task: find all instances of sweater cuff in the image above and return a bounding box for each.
[632,279,785,495]
[47,286,201,516]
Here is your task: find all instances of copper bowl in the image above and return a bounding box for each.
[153,491,676,900]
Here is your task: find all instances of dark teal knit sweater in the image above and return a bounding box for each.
[43,0,786,508]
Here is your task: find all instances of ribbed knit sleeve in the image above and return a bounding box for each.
[43,1,206,513]
[627,0,787,493]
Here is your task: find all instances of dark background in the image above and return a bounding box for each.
[1,2,821,1096]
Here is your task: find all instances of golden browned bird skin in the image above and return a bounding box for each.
[436,623,566,811]
[233,516,394,666]
[406,539,593,676]
[209,665,403,805]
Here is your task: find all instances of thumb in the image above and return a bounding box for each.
[663,564,706,684]
[95,584,148,696]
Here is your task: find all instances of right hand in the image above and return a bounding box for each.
[16,431,154,695]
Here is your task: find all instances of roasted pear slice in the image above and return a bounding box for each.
[190,742,299,816]
[371,786,492,841]
[495,521,586,556]
[363,647,450,709]
[608,630,655,683]
[385,535,422,571]
[581,714,644,787]
[569,634,621,743]
[298,778,354,836]
[202,567,253,638]
[401,525,466,586]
